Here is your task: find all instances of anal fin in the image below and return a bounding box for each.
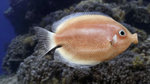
[44,45,62,60]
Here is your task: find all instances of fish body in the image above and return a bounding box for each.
[35,12,138,65]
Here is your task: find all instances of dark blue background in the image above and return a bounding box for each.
[0,0,16,75]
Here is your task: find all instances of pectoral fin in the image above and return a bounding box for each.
[110,34,117,46]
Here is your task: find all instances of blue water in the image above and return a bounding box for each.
[0,0,16,75]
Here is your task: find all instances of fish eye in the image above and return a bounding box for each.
[119,30,125,36]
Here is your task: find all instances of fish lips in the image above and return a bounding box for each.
[132,33,138,44]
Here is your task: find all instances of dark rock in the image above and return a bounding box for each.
[5,0,82,34]
[103,0,127,4]
[124,7,150,34]
[132,35,150,56]
[0,75,17,84]
[17,51,150,84]
[2,34,37,73]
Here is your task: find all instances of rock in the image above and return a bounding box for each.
[124,6,150,33]
[17,51,150,84]
[2,34,37,73]
[0,75,18,84]
[133,35,150,55]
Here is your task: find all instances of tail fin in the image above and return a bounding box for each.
[33,27,54,57]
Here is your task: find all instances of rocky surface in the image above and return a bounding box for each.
[2,0,150,84]
[0,75,17,84]
[2,34,37,73]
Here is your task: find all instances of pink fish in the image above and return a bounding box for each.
[35,12,138,65]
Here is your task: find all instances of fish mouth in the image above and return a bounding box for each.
[132,33,138,44]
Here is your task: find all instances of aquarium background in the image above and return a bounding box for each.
[0,0,15,75]
[0,0,150,84]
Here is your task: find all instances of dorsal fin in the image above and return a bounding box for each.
[52,12,110,32]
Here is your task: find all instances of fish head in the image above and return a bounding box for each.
[110,25,138,53]
[116,26,138,44]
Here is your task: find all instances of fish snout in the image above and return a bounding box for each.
[131,33,138,44]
